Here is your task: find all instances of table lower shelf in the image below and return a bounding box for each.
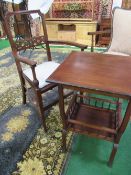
[66,95,122,142]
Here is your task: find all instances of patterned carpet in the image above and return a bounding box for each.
[0,104,41,175]
[0,47,73,175]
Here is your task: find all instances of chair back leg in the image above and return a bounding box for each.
[35,89,47,132]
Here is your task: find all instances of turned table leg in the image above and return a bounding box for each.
[58,85,67,151]
[108,98,131,167]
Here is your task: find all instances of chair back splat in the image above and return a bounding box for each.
[108,7,131,56]
[5,10,52,60]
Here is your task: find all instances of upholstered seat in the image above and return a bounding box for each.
[24,61,60,88]
[104,51,129,56]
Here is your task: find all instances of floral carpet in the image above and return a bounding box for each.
[0,104,41,175]
[0,47,73,175]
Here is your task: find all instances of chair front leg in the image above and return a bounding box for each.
[18,72,27,104]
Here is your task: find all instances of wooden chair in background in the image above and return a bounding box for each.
[4,10,87,132]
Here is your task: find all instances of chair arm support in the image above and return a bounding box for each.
[87,30,111,52]
[48,40,88,51]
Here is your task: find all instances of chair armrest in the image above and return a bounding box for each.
[48,40,87,51]
[13,52,37,67]
[13,53,38,85]
[88,30,111,36]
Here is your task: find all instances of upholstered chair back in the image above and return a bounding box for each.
[108,8,131,55]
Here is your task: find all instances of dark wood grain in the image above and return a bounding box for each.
[47,51,131,97]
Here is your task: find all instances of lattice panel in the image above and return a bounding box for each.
[15,36,46,51]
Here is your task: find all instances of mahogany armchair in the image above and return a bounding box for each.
[88,7,131,56]
[4,10,87,132]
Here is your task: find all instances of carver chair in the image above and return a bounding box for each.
[4,10,87,132]
[88,7,131,56]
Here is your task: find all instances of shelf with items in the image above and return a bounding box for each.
[51,0,95,20]
[66,94,122,142]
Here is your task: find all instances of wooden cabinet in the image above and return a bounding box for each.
[46,19,97,45]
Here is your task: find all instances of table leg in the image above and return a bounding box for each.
[108,143,118,167]
[58,85,67,151]
[108,98,131,167]
[116,98,131,141]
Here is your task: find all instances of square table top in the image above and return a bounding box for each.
[47,51,131,97]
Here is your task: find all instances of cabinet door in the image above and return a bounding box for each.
[76,23,97,45]
[58,31,76,41]
[58,24,76,41]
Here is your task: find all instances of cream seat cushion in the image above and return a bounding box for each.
[24,61,60,88]
[104,51,129,56]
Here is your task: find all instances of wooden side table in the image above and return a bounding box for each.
[47,51,131,167]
